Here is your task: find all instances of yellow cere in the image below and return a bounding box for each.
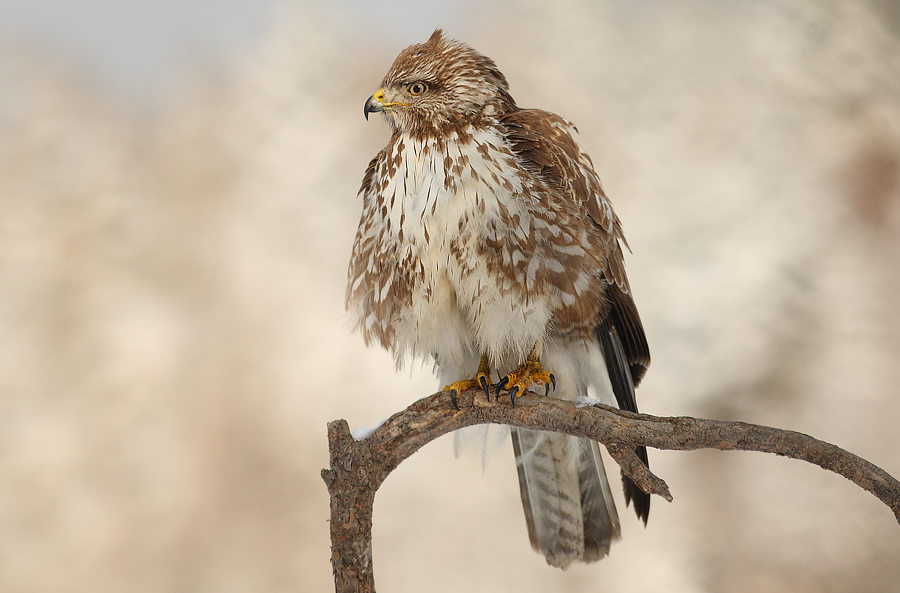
[373,87,408,108]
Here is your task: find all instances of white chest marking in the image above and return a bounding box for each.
[378,128,551,370]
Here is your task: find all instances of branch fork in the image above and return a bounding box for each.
[323,388,900,593]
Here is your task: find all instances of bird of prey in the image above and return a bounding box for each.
[347,29,650,568]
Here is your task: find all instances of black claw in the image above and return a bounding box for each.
[479,376,490,400]
[544,383,551,397]
[495,376,509,399]
[450,389,460,410]
[550,373,557,392]
[508,385,520,406]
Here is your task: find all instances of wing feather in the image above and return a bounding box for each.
[501,109,632,291]
[502,108,651,522]
[597,319,651,524]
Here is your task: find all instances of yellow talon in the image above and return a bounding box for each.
[442,354,492,409]
[495,348,557,405]
[442,377,479,395]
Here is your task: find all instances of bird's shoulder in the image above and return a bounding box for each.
[500,110,622,236]
[500,109,631,286]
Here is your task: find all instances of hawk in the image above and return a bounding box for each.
[347,30,650,568]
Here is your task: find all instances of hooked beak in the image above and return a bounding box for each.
[363,88,407,120]
[364,93,383,120]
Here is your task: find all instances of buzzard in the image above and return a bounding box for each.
[347,30,650,568]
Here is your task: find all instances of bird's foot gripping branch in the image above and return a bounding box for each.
[322,389,900,593]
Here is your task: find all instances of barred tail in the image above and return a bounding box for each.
[511,427,621,568]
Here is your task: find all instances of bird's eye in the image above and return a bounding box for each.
[408,82,428,96]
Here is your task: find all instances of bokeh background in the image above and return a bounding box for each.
[1,1,899,591]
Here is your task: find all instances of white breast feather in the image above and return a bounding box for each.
[380,128,552,373]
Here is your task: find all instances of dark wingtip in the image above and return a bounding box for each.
[623,445,651,524]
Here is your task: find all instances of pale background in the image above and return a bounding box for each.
[1,1,899,591]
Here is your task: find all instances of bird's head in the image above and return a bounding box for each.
[364,29,515,138]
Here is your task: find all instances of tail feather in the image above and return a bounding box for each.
[512,427,620,568]
[579,439,621,562]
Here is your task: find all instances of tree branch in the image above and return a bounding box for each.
[322,388,900,593]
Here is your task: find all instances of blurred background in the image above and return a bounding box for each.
[1,0,899,591]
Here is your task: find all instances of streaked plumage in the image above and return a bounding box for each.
[347,30,650,568]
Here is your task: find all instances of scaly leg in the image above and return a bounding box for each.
[442,354,492,409]
[495,346,556,406]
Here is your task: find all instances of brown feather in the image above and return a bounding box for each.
[348,31,652,565]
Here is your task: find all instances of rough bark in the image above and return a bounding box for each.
[322,389,900,593]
